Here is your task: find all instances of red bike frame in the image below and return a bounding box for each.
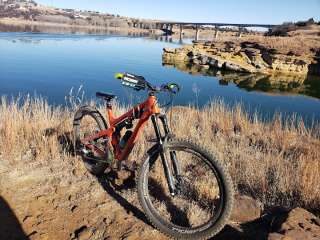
[80,95,160,161]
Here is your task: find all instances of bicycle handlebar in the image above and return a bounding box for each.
[115,72,180,95]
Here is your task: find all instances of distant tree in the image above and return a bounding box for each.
[296,18,315,27]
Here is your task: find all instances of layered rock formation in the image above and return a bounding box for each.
[163,40,320,76]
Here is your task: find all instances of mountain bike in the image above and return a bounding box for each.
[73,73,234,239]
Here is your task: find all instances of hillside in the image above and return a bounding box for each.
[0,0,158,32]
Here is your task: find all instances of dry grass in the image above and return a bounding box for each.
[0,96,319,214]
[244,35,320,56]
[168,103,320,212]
[207,34,320,57]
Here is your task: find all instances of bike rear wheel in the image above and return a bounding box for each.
[73,106,109,175]
[137,138,234,240]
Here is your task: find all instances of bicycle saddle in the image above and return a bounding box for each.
[96,92,116,101]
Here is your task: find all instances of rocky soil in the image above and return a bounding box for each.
[1,148,320,240]
[163,39,320,76]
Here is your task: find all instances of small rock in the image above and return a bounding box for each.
[231,195,262,222]
[208,57,223,68]
[268,208,320,240]
[255,63,266,70]
[224,62,248,72]
[244,48,260,61]
[198,55,209,65]
[262,51,273,65]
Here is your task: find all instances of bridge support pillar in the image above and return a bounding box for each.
[179,24,183,42]
[195,25,199,41]
[165,24,169,35]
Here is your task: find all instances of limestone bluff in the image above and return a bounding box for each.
[163,40,320,76]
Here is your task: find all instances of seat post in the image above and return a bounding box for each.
[106,103,115,125]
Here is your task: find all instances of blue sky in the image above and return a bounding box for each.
[36,0,320,24]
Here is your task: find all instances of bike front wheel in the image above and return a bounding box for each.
[137,139,234,240]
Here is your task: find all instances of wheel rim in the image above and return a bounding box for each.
[143,145,226,232]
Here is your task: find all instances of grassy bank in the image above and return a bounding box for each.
[0,96,319,214]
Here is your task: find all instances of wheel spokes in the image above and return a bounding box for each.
[146,147,223,229]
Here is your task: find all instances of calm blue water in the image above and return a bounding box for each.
[0,32,320,124]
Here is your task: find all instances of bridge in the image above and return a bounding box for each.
[156,22,278,40]
[130,20,279,41]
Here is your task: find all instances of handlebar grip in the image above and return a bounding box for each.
[164,83,180,94]
[115,73,124,80]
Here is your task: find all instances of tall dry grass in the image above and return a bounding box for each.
[0,96,319,214]
[245,35,320,56]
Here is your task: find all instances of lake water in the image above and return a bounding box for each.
[0,32,320,124]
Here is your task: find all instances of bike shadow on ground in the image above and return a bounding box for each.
[97,171,152,227]
[95,171,267,240]
[97,169,192,228]
[44,128,75,155]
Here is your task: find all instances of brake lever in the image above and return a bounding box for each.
[161,83,180,94]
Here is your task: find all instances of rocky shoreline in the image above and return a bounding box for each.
[163,40,320,76]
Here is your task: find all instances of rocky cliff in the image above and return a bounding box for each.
[163,40,320,76]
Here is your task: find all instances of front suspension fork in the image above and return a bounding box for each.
[151,114,181,196]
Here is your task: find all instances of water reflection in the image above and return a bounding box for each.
[163,62,320,99]
[0,22,193,45]
[0,22,151,37]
